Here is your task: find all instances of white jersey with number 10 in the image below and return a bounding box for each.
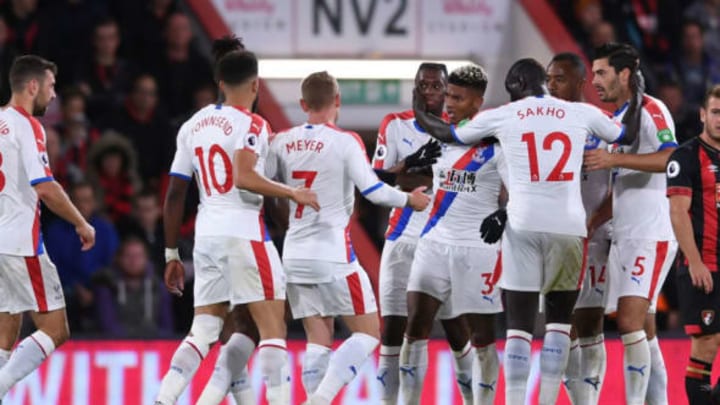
[169,104,272,242]
[453,95,625,237]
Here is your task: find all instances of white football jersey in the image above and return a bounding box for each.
[267,122,407,265]
[421,141,503,247]
[454,95,624,237]
[612,95,677,241]
[0,106,53,256]
[582,134,612,240]
[372,110,434,243]
[169,104,272,241]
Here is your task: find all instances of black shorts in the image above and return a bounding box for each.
[678,267,720,336]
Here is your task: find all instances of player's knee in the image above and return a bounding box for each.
[616,312,644,334]
[189,313,224,348]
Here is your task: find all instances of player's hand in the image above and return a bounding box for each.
[75,222,96,251]
[407,186,430,211]
[479,208,507,244]
[689,260,713,294]
[583,148,615,171]
[405,140,441,172]
[164,260,185,297]
[292,186,320,212]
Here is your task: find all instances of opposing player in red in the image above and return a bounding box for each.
[265,71,429,405]
[399,64,504,405]
[156,50,317,405]
[587,43,678,405]
[414,58,629,405]
[547,52,613,404]
[0,55,96,400]
[373,63,476,404]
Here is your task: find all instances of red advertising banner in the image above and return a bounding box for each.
[2,338,707,404]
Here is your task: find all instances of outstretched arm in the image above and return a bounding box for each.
[413,88,456,143]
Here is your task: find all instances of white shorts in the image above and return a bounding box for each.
[606,239,678,313]
[193,236,285,307]
[0,254,65,314]
[500,222,584,293]
[408,239,502,319]
[575,237,611,310]
[378,240,416,317]
[286,267,377,319]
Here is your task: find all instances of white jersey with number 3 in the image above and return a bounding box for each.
[453,95,624,237]
[169,104,272,241]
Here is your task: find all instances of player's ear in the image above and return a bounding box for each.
[700,106,707,126]
[473,95,484,110]
[251,78,259,93]
[299,98,309,113]
[27,78,39,96]
[334,92,340,107]
[619,67,631,88]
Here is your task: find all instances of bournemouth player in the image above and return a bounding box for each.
[373,63,475,404]
[587,42,678,405]
[414,58,628,405]
[548,52,612,404]
[399,64,504,405]
[667,84,720,405]
[0,55,96,400]
[156,51,317,405]
[265,71,429,405]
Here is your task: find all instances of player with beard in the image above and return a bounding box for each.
[0,55,96,400]
[587,42,678,405]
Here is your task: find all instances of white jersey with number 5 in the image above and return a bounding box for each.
[453,95,625,237]
[0,107,54,256]
[169,104,272,241]
[266,122,407,264]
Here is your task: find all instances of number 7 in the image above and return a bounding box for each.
[292,170,318,218]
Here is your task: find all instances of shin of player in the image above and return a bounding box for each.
[0,55,96,400]
[668,85,720,405]
[589,43,678,405]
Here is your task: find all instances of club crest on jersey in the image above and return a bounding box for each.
[472,148,487,164]
[438,168,477,192]
[702,310,715,326]
[585,134,601,150]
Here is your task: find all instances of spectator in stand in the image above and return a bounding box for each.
[54,87,99,186]
[589,20,617,50]
[73,17,137,121]
[94,237,174,338]
[656,80,703,144]
[86,131,141,223]
[664,19,720,112]
[116,188,166,272]
[44,182,120,332]
[0,14,17,104]
[2,0,45,55]
[150,12,213,121]
[100,73,173,187]
[571,0,605,58]
[685,0,720,56]
[120,0,179,67]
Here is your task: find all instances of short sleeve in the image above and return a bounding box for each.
[18,117,53,185]
[583,104,625,144]
[372,114,400,170]
[643,100,678,151]
[169,124,193,181]
[235,114,266,153]
[452,107,504,145]
[666,146,695,197]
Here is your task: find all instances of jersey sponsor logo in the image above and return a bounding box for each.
[666,160,680,178]
[702,310,715,326]
[657,128,674,144]
[437,168,477,193]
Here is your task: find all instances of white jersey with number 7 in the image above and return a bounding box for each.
[452,95,625,237]
[266,122,408,263]
[169,104,272,242]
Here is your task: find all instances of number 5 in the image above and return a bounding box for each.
[292,170,317,218]
[632,256,646,276]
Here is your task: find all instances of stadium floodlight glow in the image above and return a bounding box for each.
[258,59,477,80]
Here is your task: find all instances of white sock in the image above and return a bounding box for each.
[0,349,10,370]
[229,366,254,404]
[156,335,209,404]
[377,345,401,405]
[622,330,651,405]
[504,329,532,405]
[472,343,499,405]
[452,341,474,404]
[563,339,581,405]
[302,343,332,396]
[0,331,55,397]
[258,339,289,405]
[398,337,429,405]
[578,334,606,405]
[646,337,668,405]
[539,323,572,405]
[312,333,379,404]
[197,333,256,405]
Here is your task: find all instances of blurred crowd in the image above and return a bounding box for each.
[4,0,719,339]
